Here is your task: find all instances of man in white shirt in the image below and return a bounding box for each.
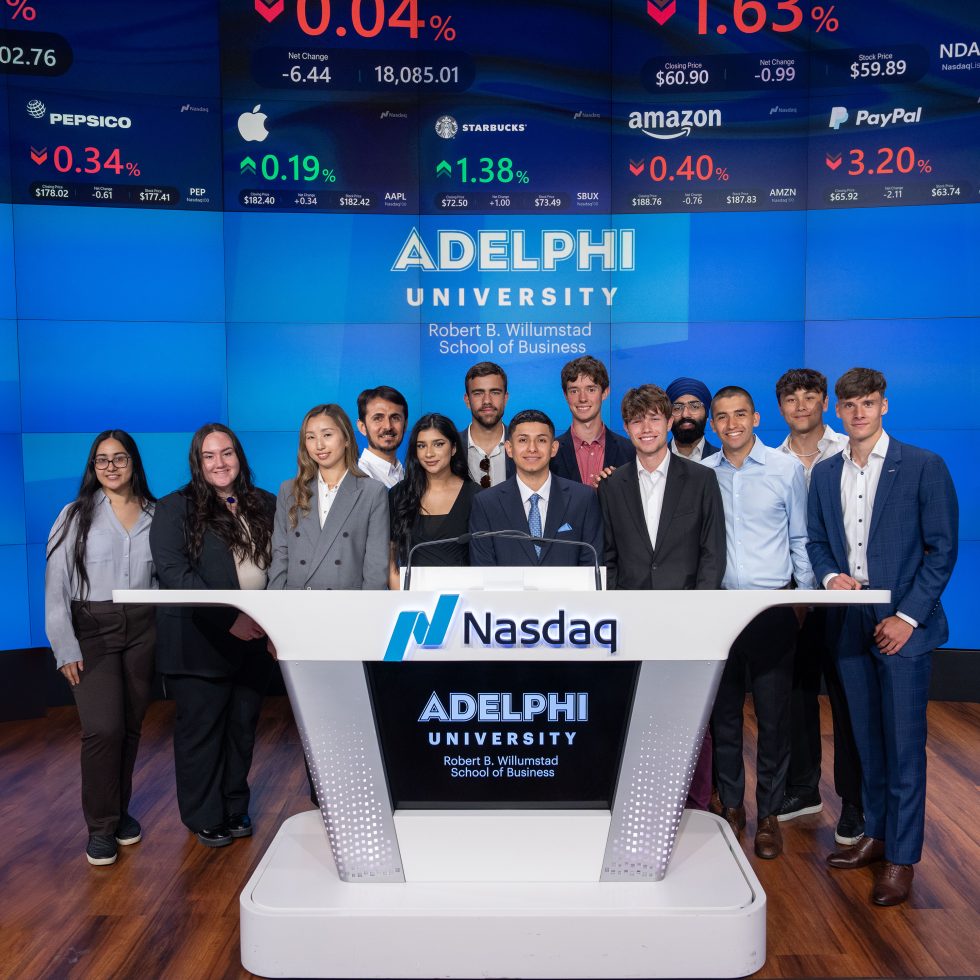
[356,385,407,488]
[773,369,863,847]
[459,361,513,488]
[808,368,958,906]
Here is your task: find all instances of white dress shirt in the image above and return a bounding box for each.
[516,474,552,534]
[637,452,670,550]
[467,423,508,486]
[357,448,404,489]
[777,424,848,489]
[671,436,707,462]
[317,470,347,528]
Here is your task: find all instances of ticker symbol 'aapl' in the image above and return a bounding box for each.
[238,105,270,142]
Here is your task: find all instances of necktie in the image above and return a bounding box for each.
[528,493,542,559]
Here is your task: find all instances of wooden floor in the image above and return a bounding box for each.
[1,696,978,980]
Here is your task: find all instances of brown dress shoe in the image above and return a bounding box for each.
[827,835,886,869]
[709,788,723,817]
[754,815,783,860]
[720,805,746,838]
[872,862,914,906]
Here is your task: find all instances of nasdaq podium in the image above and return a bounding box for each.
[117,577,887,979]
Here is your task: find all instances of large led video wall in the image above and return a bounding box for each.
[1,0,978,651]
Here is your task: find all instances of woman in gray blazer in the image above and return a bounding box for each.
[268,403,389,591]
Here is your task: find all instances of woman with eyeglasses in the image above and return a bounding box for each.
[45,430,157,867]
[388,413,477,588]
[150,423,275,849]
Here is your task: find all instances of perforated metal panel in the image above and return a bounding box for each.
[281,661,405,882]
[601,660,724,881]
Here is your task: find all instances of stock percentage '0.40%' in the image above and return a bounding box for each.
[240,153,336,182]
[629,154,729,183]
[255,0,457,41]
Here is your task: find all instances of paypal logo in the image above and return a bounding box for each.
[384,594,459,661]
[829,106,849,130]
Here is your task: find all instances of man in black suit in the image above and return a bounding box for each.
[666,377,720,461]
[469,409,603,567]
[551,355,635,487]
[597,384,725,809]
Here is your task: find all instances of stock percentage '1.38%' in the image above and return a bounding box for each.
[436,158,529,184]
[255,0,456,41]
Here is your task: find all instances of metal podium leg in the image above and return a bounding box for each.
[281,661,405,882]
[601,660,724,881]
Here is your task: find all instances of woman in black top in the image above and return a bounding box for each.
[389,413,477,588]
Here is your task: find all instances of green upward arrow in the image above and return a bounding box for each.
[436,160,452,177]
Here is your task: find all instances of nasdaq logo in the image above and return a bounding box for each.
[384,594,460,661]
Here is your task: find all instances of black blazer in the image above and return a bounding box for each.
[458,426,515,484]
[150,488,276,677]
[550,425,636,483]
[469,474,603,567]
[597,455,725,590]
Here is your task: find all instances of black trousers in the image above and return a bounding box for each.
[786,607,863,804]
[712,605,799,820]
[69,600,156,836]
[166,651,271,832]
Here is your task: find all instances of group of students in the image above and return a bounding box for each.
[45,356,957,910]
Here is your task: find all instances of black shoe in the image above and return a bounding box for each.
[115,813,142,846]
[776,792,823,822]
[86,834,118,866]
[226,813,253,838]
[196,826,232,848]
[835,801,865,845]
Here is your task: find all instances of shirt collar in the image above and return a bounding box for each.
[467,423,505,456]
[843,430,890,465]
[636,452,670,480]
[777,424,843,454]
[572,426,606,451]
[516,474,551,505]
[317,470,347,494]
[670,436,704,458]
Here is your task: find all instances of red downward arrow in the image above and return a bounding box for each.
[629,160,645,176]
[647,0,676,26]
[30,147,47,165]
[825,153,842,171]
[255,0,284,23]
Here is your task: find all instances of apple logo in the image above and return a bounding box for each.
[238,105,269,142]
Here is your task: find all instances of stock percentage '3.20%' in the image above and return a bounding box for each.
[240,153,336,182]
[629,154,729,183]
[30,145,140,175]
[825,146,931,177]
[255,0,456,41]
[436,158,529,184]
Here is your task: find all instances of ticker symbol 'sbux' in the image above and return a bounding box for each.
[238,105,269,142]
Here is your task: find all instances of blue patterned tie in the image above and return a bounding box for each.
[528,493,542,559]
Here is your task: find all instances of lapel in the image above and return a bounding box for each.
[298,479,321,551]
[868,438,902,542]
[653,457,685,556]
[824,453,848,564]
[309,473,361,576]
[499,478,539,564]
[556,432,577,479]
[540,478,570,564]
[620,464,654,559]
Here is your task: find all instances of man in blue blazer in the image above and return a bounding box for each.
[550,355,635,486]
[807,368,958,907]
[470,409,603,567]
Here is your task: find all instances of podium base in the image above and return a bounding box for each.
[240,809,766,978]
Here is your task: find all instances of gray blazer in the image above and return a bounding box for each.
[268,474,389,590]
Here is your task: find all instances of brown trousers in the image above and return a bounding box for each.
[69,601,156,836]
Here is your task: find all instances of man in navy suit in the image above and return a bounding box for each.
[469,409,603,567]
[551,355,635,487]
[807,368,958,906]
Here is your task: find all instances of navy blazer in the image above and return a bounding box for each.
[268,473,389,590]
[550,426,636,483]
[807,437,958,656]
[468,474,603,567]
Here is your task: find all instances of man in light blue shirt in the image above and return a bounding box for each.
[702,385,814,861]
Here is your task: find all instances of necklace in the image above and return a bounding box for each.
[789,442,820,458]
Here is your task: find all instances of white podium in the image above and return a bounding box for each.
[116,582,887,979]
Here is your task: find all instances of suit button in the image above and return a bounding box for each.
[305,586,312,591]
[335,559,342,565]
[343,532,349,538]
[300,560,306,565]
[295,531,300,537]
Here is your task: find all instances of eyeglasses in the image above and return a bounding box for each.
[479,455,491,488]
[93,453,131,470]
[671,400,704,416]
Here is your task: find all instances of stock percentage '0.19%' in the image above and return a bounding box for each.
[255,0,457,41]
[240,153,336,182]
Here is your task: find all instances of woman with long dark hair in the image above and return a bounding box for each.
[150,423,275,848]
[268,403,389,591]
[389,412,477,588]
[45,430,157,866]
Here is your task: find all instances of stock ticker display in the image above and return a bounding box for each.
[0,0,979,650]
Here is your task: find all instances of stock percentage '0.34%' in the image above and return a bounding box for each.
[30,145,141,175]
[240,153,336,182]
[255,0,457,41]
